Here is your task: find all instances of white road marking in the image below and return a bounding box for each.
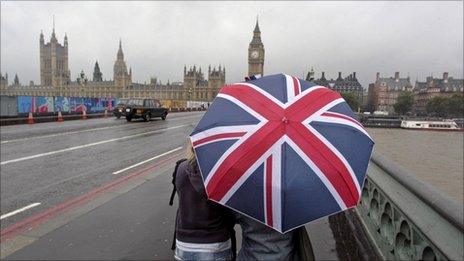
[1,203,41,220]
[0,124,188,166]
[112,146,183,175]
[0,125,119,144]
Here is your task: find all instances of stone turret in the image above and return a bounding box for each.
[64,33,68,47]
[113,39,131,89]
[93,61,103,82]
[0,73,8,89]
[39,24,70,87]
[208,65,226,100]
[306,67,315,81]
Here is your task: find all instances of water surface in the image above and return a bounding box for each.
[367,128,464,203]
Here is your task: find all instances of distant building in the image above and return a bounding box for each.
[93,61,103,82]
[1,19,278,106]
[368,72,413,114]
[39,28,70,87]
[362,89,369,111]
[113,40,132,89]
[1,28,133,98]
[311,71,363,103]
[413,72,464,114]
[248,19,265,76]
[0,73,7,90]
[0,22,232,105]
[13,74,20,86]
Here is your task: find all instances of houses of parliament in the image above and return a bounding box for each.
[0,20,266,106]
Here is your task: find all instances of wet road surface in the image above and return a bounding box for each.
[0,112,203,228]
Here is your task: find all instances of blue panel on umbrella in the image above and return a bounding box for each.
[327,102,357,119]
[190,97,260,136]
[195,139,238,181]
[226,164,265,223]
[298,78,318,92]
[281,143,341,232]
[245,74,287,104]
[310,121,373,186]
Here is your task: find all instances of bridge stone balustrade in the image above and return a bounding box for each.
[356,152,463,260]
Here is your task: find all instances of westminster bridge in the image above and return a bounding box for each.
[0,112,462,260]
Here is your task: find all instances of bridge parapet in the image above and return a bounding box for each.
[357,152,463,260]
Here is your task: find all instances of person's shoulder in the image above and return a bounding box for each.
[175,159,189,177]
[177,159,188,169]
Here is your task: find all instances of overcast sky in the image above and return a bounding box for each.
[1,1,463,88]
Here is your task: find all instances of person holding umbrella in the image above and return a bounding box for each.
[188,74,374,259]
[235,213,298,260]
[170,144,236,261]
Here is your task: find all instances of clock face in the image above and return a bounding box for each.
[251,50,259,59]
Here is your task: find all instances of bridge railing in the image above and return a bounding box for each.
[356,152,463,260]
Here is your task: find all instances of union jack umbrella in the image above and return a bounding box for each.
[189,74,374,233]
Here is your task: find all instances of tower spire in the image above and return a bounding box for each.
[51,15,56,40]
[117,38,124,60]
[254,16,260,32]
[52,15,55,35]
[40,30,44,44]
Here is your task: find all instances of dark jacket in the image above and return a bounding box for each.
[175,161,235,244]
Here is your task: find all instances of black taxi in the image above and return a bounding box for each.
[114,98,129,119]
[124,98,168,122]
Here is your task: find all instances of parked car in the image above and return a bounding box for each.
[125,98,168,122]
[114,98,129,119]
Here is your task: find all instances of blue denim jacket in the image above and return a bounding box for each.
[236,214,296,260]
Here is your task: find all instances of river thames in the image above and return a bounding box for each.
[367,128,464,203]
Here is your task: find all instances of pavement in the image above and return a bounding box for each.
[2,159,179,260]
[0,111,340,260]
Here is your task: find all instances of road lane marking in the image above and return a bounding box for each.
[0,124,188,166]
[112,147,183,175]
[0,126,119,144]
[1,203,41,220]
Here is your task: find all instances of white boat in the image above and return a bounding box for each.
[401,120,462,131]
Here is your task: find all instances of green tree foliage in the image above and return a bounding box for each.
[447,94,464,117]
[393,91,414,115]
[426,95,464,117]
[425,96,449,117]
[340,92,360,112]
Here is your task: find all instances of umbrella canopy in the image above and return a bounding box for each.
[189,74,374,233]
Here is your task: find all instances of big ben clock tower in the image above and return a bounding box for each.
[248,18,265,76]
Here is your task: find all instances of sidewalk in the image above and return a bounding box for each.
[2,163,340,260]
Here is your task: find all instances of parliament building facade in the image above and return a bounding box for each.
[0,21,268,106]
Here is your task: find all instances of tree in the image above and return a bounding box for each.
[340,92,360,112]
[447,94,464,117]
[393,91,414,115]
[426,96,448,117]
